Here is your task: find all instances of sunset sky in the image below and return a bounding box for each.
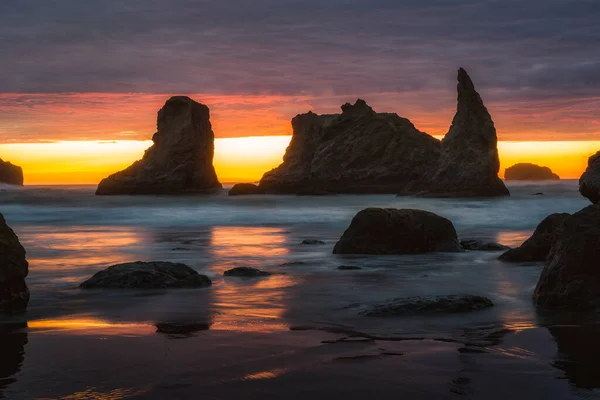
[1,0,600,184]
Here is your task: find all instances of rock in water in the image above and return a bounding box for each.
[460,240,509,251]
[579,151,600,204]
[360,295,493,316]
[333,208,462,255]
[0,159,23,186]
[412,68,509,197]
[504,163,560,180]
[498,213,570,262]
[259,100,440,194]
[223,267,272,277]
[533,205,600,309]
[96,96,222,195]
[80,261,212,289]
[228,183,264,196]
[0,213,29,313]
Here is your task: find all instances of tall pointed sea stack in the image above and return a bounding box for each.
[0,158,23,186]
[96,96,222,195]
[0,213,29,313]
[416,68,509,197]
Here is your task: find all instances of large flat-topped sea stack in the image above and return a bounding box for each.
[406,68,509,197]
[0,158,23,186]
[96,96,222,195]
[259,99,441,194]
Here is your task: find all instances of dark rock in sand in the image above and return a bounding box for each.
[504,163,559,180]
[80,261,212,289]
[258,99,441,194]
[0,323,27,393]
[460,239,509,251]
[333,208,462,255]
[155,322,210,335]
[223,267,272,277]
[301,239,325,245]
[0,213,29,313]
[579,151,600,204]
[533,205,600,310]
[408,68,509,197]
[360,295,493,317]
[228,183,264,196]
[498,213,570,262]
[0,159,23,186]
[96,96,222,195]
[337,265,362,270]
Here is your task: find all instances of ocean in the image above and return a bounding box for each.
[1,180,599,399]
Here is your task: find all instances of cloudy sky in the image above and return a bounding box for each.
[1,0,599,143]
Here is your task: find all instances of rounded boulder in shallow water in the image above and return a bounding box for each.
[228,183,264,196]
[360,295,494,317]
[80,261,212,289]
[333,208,462,255]
[301,239,325,245]
[0,213,29,313]
[223,267,272,277]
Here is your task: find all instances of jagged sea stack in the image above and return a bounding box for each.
[0,159,23,185]
[0,213,29,313]
[96,96,222,195]
[259,100,441,193]
[415,68,509,197]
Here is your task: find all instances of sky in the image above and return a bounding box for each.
[1,0,600,183]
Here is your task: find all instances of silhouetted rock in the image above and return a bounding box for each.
[408,68,509,197]
[259,99,441,194]
[579,151,600,204]
[80,261,212,289]
[223,267,272,277]
[155,322,210,335]
[96,96,222,195]
[0,159,23,186]
[0,213,29,313]
[337,265,362,270]
[461,240,509,251]
[360,295,493,316]
[0,323,27,393]
[534,205,600,310]
[333,208,462,255]
[504,163,559,180]
[228,183,264,196]
[498,213,570,262]
[301,239,325,245]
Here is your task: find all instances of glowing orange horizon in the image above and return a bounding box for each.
[0,137,597,185]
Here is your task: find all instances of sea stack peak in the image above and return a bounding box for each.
[340,99,375,118]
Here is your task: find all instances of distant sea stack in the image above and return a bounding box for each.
[96,96,222,195]
[259,69,508,197]
[259,100,441,194]
[0,159,23,185]
[504,163,559,180]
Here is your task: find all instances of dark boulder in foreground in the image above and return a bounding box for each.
[504,163,559,180]
[579,151,600,204]
[360,295,493,316]
[534,205,600,310]
[96,96,222,195]
[223,267,272,277]
[155,322,210,335]
[0,159,23,186]
[408,68,509,197]
[461,240,509,251]
[0,214,29,313]
[498,213,570,262]
[228,183,264,196]
[259,99,441,194]
[80,261,212,289]
[333,208,462,255]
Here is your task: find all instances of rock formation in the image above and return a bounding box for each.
[0,159,23,186]
[460,240,509,251]
[359,295,493,317]
[0,213,29,313]
[259,100,441,194]
[333,208,462,255]
[228,183,264,196]
[498,213,570,262]
[259,69,508,197]
[223,267,272,277]
[533,205,600,310]
[96,96,222,195]
[579,151,600,203]
[504,163,560,180]
[409,68,509,197]
[80,261,212,289]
